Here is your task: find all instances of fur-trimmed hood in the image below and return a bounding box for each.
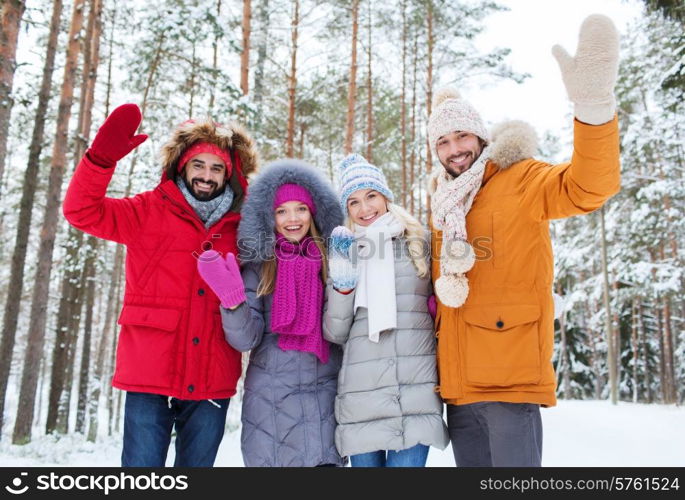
[160,118,259,180]
[237,159,344,264]
[428,120,538,195]
[488,120,538,171]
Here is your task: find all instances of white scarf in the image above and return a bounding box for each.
[353,211,405,343]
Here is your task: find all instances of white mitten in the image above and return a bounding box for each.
[552,14,619,125]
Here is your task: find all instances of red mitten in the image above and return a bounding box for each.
[86,103,148,168]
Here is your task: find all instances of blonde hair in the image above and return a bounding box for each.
[345,200,429,279]
[257,221,328,297]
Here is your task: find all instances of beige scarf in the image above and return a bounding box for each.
[430,145,490,307]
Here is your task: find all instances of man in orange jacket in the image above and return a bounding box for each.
[428,14,621,466]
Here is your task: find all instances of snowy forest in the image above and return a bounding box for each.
[0,0,683,451]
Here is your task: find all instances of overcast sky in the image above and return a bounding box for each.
[461,0,642,142]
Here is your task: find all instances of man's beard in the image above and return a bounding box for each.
[443,151,478,178]
[184,177,225,201]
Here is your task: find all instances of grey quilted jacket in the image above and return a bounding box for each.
[323,235,449,457]
[221,263,344,467]
[221,158,345,466]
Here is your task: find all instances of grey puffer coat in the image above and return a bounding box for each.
[323,235,449,457]
[221,263,343,467]
[221,159,345,467]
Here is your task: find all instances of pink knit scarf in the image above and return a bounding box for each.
[271,234,329,363]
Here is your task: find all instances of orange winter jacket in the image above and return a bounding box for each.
[430,117,620,407]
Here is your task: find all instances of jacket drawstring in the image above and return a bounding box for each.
[168,396,220,409]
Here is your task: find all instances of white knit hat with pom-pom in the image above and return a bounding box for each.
[428,87,489,153]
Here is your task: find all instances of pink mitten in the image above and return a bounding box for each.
[197,250,247,308]
[427,294,437,320]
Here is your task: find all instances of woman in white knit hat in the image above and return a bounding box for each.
[322,153,448,467]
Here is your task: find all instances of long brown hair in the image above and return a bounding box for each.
[256,220,328,297]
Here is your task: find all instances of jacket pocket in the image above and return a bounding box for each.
[115,305,182,388]
[463,303,541,387]
[118,305,181,331]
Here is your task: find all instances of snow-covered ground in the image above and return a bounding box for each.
[1,400,683,466]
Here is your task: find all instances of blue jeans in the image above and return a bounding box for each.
[122,391,229,467]
[350,444,429,467]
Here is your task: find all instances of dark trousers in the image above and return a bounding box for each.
[122,391,229,467]
[446,402,542,467]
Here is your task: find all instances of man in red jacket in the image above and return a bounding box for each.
[63,104,258,466]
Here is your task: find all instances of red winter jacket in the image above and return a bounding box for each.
[63,155,248,400]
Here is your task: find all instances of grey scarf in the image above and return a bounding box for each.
[176,177,234,229]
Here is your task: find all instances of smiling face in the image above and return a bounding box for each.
[274,201,312,243]
[346,189,388,227]
[436,131,484,177]
[182,152,227,201]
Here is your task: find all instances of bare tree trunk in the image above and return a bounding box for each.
[103,2,116,115]
[252,0,270,128]
[87,243,121,442]
[425,0,434,220]
[107,261,123,436]
[75,238,98,433]
[10,0,87,444]
[583,297,603,399]
[631,299,639,403]
[417,123,424,223]
[298,122,306,159]
[188,42,196,117]
[87,3,118,440]
[365,0,373,162]
[240,0,251,95]
[612,280,621,396]
[557,284,571,398]
[599,206,617,405]
[46,0,103,435]
[409,35,417,216]
[114,388,122,433]
[656,303,665,403]
[35,359,46,426]
[0,0,63,442]
[400,0,407,207]
[56,273,87,433]
[657,192,678,404]
[209,0,222,112]
[285,0,299,157]
[0,0,26,197]
[638,301,652,403]
[73,2,103,433]
[343,0,359,154]
[46,232,84,435]
[660,279,676,402]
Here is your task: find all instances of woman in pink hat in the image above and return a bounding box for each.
[197,159,345,467]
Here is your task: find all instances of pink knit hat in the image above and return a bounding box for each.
[273,183,316,215]
[177,141,233,177]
